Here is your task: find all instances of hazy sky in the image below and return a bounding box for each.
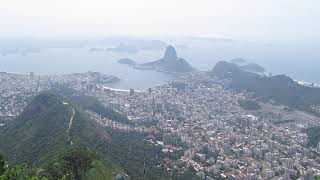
[1,0,319,42]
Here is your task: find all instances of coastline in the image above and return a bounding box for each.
[102,85,143,93]
[295,80,320,88]
[133,65,180,75]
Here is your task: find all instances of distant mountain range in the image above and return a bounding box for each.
[210,61,320,109]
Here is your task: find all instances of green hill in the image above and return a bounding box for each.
[211,61,320,109]
[0,93,73,164]
[0,92,181,179]
[0,93,122,179]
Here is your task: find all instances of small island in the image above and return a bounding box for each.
[118,58,136,66]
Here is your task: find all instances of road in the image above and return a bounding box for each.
[67,106,75,145]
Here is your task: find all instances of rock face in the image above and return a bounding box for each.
[163,45,178,60]
[141,45,193,73]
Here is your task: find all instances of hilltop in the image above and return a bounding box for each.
[239,62,265,73]
[0,93,109,164]
[0,93,122,179]
[0,92,175,179]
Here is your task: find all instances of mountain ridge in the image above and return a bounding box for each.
[0,92,176,179]
[210,61,320,109]
[0,93,112,165]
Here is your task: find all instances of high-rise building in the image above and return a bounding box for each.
[223,143,232,155]
[282,158,294,169]
[129,88,135,95]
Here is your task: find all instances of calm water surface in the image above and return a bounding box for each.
[1,41,319,89]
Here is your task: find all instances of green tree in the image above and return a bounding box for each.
[0,154,5,175]
[63,147,93,180]
[0,164,25,180]
[0,153,48,180]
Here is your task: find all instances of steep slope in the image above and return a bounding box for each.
[0,92,177,179]
[68,95,128,124]
[141,45,193,73]
[0,93,113,164]
[0,93,73,164]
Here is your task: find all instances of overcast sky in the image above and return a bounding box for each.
[1,0,319,42]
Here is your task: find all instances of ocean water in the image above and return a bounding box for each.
[1,41,319,90]
[178,41,320,83]
[0,48,174,90]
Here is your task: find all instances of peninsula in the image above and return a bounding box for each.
[119,45,193,73]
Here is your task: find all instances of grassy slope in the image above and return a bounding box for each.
[0,93,123,179]
[0,92,199,179]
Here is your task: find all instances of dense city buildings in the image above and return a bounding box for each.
[1,71,320,179]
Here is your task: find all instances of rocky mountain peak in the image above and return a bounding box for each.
[163,45,178,60]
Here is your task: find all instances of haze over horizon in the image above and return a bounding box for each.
[2,1,320,180]
[1,0,320,43]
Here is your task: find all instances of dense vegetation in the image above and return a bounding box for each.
[47,83,129,124]
[40,146,119,180]
[0,92,199,179]
[0,147,117,180]
[0,153,47,180]
[0,93,72,164]
[303,126,320,147]
[68,95,129,124]
[238,100,261,110]
[0,93,123,179]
